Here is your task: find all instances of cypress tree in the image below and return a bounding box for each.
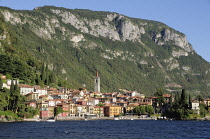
[10,80,15,93]
[36,73,41,85]
[0,78,3,89]
[169,93,173,109]
[173,92,180,109]
[180,89,187,107]
[50,72,57,84]
[45,64,49,85]
[14,80,19,91]
[180,89,187,108]
[189,94,192,109]
[41,63,46,83]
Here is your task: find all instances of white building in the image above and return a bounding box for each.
[93,99,99,106]
[192,100,200,114]
[48,100,56,107]
[36,88,47,97]
[2,83,10,89]
[7,79,19,86]
[19,85,34,95]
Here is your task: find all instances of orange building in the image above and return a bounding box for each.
[104,105,123,117]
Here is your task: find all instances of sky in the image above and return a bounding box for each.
[0,0,210,62]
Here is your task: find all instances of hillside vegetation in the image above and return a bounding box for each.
[0,6,210,96]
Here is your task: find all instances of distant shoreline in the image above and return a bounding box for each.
[1,116,210,122]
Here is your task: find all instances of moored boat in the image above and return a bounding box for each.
[46,119,56,122]
[114,117,119,120]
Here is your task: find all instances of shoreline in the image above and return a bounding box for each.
[1,116,210,122]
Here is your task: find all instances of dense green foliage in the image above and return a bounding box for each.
[164,89,208,120]
[134,105,154,115]
[0,6,210,95]
[0,81,39,120]
[54,106,64,117]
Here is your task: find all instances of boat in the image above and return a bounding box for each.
[46,119,56,122]
[114,117,119,120]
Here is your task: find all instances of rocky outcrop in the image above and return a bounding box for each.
[153,29,193,52]
[51,9,146,42]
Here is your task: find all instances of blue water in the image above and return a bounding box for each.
[0,120,210,139]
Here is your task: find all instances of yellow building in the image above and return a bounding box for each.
[93,106,104,117]
[69,103,76,117]
[25,92,39,101]
[126,103,139,114]
[104,105,123,117]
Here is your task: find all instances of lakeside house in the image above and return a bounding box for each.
[191,100,200,114]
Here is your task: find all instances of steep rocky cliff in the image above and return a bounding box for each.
[0,6,210,95]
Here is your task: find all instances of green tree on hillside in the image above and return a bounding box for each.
[188,94,192,109]
[54,106,63,117]
[0,78,3,89]
[153,89,165,113]
[180,89,188,108]
[196,95,204,102]
[0,92,7,111]
[154,89,165,106]
[145,105,154,115]
[165,89,193,120]
[134,105,154,115]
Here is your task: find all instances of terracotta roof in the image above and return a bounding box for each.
[163,94,171,97]
[127,104,139,107]
[1,76,6,80]
[57,103,68,106]
[25,92,38,95]
[52,93,63,95]
[39,95,47,98]
[192,99,199,103]
[94,92,101,94]
[116,102,127,104]
[104,105,122,107]
[19,84,33,88]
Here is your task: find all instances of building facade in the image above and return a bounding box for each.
[104,105,123,117]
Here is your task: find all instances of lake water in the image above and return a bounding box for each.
[0,120,210,139]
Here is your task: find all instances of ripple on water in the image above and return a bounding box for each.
[0,120,210,139]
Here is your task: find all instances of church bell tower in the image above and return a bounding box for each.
[94,70,100,92]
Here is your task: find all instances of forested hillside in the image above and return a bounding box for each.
[0,6,210,95]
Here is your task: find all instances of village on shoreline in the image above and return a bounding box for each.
[1,71,210,122]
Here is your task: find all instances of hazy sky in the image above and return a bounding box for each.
[1,0,210,62]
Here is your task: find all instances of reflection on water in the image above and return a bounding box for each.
[0,120,210,139]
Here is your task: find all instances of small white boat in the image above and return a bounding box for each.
[114,117,119,120]
[130,119,133,120]
[46,119,56,122]
[85,119,88,121]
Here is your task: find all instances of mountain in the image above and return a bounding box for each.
[0,6,210,95]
